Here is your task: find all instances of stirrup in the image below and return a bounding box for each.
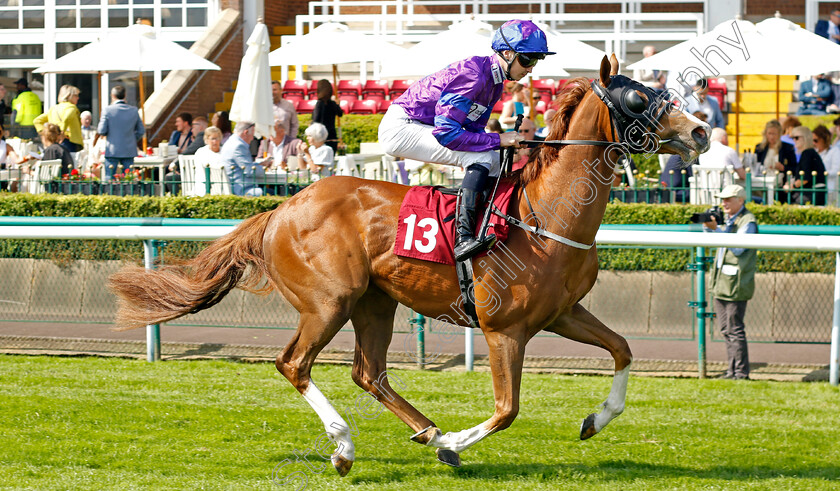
[453,233,496,262]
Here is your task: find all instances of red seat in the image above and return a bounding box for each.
[556,79,569,92]
[283,92,305,105]
[339,99,351,114]
[283,80,309,97]
[308,80,321,99]
[389,79,412,99]
[378,99,392,114]
[296,99,318,114]
[337,79,362,98]
[350,99,378,114]
[492,99,504,113]
[534,100,547,115]
[364,92,386,104]
[531,78,556,95]
[362,80,389,99]
[338,93,359,106]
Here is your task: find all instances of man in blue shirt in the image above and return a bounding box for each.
[96,85,145,180]
[220,121,272,196]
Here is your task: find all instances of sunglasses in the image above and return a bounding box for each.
[792,136,802,140]
[517,52,545,68]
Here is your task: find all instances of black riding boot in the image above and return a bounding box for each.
[453,165,496,261]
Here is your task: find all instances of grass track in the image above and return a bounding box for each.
[1,355,839,490]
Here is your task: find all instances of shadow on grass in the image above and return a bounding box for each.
[452,459,840,482]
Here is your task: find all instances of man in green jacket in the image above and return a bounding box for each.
[704,184,758,380]
[11,78,41,140]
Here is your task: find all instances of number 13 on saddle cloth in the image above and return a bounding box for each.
[393,180,516,265]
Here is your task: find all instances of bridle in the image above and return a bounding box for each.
[519,75,676,150]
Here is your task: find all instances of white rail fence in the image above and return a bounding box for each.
[2,226,838,385]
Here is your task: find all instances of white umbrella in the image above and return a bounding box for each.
[35,23,220,150]
[268,22,405,67]
[229,22,273,140]
[530,22,604,76]
[379,20,500,78]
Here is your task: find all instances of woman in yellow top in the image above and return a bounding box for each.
[34,85,83,153]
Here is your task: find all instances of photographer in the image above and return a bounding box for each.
[702,184,758,380]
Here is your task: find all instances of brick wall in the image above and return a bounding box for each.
[149,20,244,146]
[265,0,311,27]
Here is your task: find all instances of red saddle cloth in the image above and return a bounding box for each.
[394,181,516,266]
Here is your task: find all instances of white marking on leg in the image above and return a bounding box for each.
[427,421,494,453]
[301,382,355,461]
[593,364,630,433]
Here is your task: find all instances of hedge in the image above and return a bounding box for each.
[0,194,836,273]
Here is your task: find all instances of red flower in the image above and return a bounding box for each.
[70,169,79,176]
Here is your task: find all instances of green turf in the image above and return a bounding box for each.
[1,355,839,490]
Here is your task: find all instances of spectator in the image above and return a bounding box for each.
[80,111,95,141]
[312,80,343,153]
[704,184,758,380]
[815,9,840,44]
[272,80,300,140]
[813,125,840,205]
[11,78,41,140]
[297,122,334,178]
[221,121,272,196]
[779,116,802,161]
[260,118,301,171]
[685,78,725,129]
[536,108,557,139]
[786,125,826,205]
[0,83,10,121]
[193,126,224,196]
[168,112,193,154]
[512,117,538,171]
[34,84,83,153]
[632,45,666,90]
[797,74,832,115]
[212,110,232,144]
[40,122,74,176]
[0,121,31,175]
[486,118,503,134]
[832,117,840,148]
[659,154,692,202]
[182,116,208,156]
[755,119,796,178]
[499,81,530,130]
[699,127,745,180]
[96,85,145,181]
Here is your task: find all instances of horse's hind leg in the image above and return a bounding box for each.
[545,302,633,440]
[348,286,457,465]
[275,304,359,477]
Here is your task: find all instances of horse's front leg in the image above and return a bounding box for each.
[416,328,527,466]
[545,302,633,440]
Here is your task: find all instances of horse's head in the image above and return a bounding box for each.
[591,55,710,163]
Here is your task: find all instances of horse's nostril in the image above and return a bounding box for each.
[692,127,708,145]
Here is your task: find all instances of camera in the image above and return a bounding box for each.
[689,206,724,224]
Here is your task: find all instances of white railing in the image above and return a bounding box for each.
[1,225,837,384]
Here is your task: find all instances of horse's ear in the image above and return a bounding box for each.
[609,53,619,76]
[599,55,611,86]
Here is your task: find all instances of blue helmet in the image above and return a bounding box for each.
[491,20,555,56]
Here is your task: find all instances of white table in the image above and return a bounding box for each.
[132,155,178,196]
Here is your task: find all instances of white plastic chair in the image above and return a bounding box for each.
[178,155,197,197]
[24,159,62,194]
[690,164,735,205]
[209,166,231,195]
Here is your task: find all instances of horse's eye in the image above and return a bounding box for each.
[623,90,646,114]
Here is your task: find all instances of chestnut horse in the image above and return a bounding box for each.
[109,56,709,476]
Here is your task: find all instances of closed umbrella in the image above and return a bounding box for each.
[230,21,274,140]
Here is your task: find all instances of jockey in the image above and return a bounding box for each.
[379,20,555,261]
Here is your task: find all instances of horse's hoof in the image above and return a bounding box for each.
[580,413,598,440]
[436,448,461,468]
[332,454,353,477]
[410,425,440,445]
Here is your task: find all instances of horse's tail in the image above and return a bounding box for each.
[108,210,276,331]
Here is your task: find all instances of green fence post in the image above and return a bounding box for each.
[204,166,211,196]
[687,246,714,379]
[143,239,161,362]
[410,312,425,369]
[744,168,752,203]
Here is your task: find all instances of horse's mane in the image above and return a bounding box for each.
[516,77,592,187]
